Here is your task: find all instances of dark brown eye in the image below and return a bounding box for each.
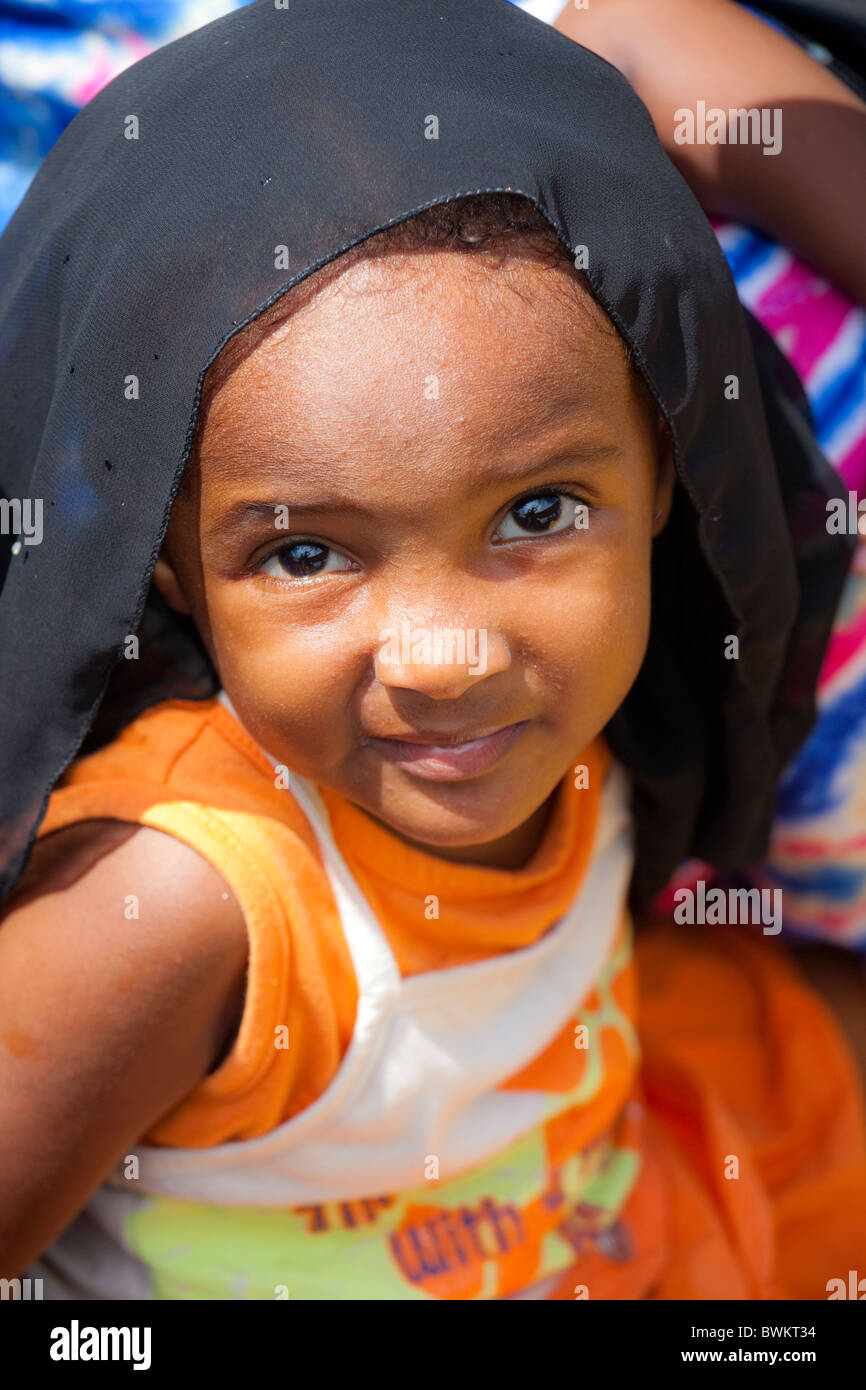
[495,490,582,541]
[259,539,352,581]
[511,493,562,532]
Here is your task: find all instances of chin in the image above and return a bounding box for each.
[364,788,538,849]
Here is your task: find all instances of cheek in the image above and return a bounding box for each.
[203,590,361,752]
[526,528,653,701]
[554,594,650,732]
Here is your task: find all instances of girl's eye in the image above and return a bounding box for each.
[257,539,353,581]
[494,490,585,541]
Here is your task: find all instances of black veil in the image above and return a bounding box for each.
[0,0,854,911]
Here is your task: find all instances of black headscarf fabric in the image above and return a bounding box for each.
[0,0,854,912]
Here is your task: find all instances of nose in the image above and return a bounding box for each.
[373,617,511,699]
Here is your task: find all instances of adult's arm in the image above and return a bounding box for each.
[553,0,866,304]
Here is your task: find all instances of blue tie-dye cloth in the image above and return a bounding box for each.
[0,2,248,230]
[2,0,865,943]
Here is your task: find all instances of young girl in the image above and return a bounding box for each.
[1,0,864,1300]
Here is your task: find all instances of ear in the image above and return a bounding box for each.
[651,422,676,538]
[152,550,192,616]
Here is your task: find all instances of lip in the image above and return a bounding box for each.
[360,721,530,781]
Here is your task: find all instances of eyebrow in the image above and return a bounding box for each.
[203,442,623,543]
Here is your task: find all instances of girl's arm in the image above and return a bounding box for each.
[0,820,248,1278]
[553,0,866,304]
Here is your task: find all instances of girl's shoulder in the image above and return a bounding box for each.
[40,695,320,850]
[15,694,355,1150]
[0,814,248,1279]
[4,814,249,1072]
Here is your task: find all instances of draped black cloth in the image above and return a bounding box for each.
[0,0,855,911]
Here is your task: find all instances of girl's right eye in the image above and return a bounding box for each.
[257,540,354,582]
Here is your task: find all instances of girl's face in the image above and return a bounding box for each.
[154,250,674,868]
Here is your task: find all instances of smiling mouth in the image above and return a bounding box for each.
[359,721,530,781]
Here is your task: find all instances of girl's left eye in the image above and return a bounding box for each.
[493,489,585,541]
[257,539,353,582]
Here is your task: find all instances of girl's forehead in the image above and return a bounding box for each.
[197,286,627,474]
[200,246,621,430]
[182,310,648,541]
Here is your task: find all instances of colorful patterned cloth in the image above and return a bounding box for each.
[0,2,246,232]
[707,219,866,947]
[2,0,864,942]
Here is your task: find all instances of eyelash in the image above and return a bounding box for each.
[250,485,593,586]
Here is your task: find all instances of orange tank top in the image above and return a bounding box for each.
[29,694,866,1301]
[35,695,618,1147]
